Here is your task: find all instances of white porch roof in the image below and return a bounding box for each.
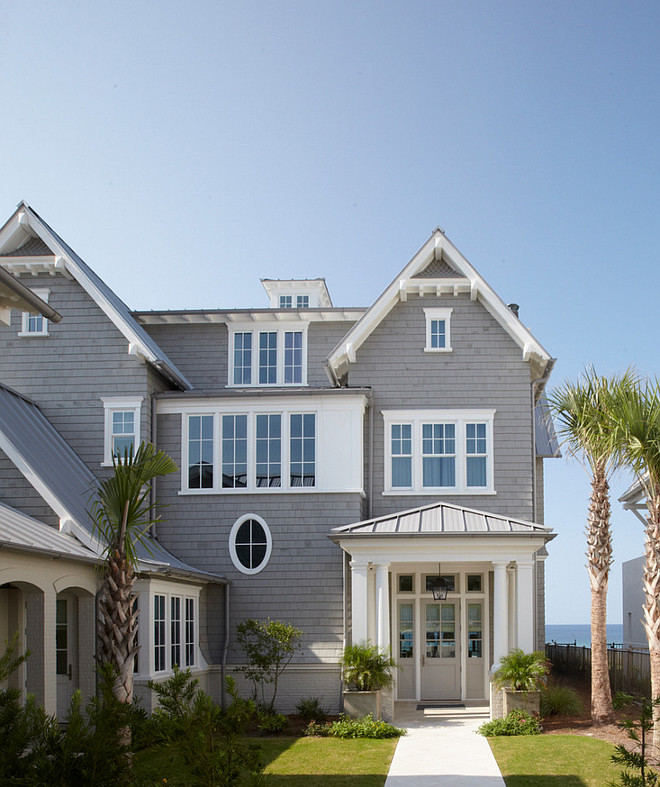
[330,500,554,540]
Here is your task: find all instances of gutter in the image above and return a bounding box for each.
[0,266,63,322]
[221,582,231,710]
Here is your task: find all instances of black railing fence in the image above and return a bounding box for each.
[546,642,651,697]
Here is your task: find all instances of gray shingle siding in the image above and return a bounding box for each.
[348,293,534,521]
[0,450,60,527]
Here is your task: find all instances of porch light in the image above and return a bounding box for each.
[432,577,448,601]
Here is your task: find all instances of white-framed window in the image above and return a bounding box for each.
[383,409,495,494]
[279,295,293,308]
[101,397,143,465]
[229,514,272,574]
[183,410,316,493]
[153,592,197,673]
[424,307,453,352]
[296,295,309,308]
[19,288,50,337]
[228,324,308,387]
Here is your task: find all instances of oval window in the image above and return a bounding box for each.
[229,514,272,574]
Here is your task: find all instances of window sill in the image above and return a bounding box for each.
[383,489,496,496]
[226,382,310,389]
[423,347,452,353]
[17,332,50,338]
[177,487,365,496]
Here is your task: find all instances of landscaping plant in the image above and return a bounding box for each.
[340,642,397,691]
[493,649,550,692]
[477,708,542,737]
[295,696,328,723]
[609,697,660,786]
[304,713,405,739]
[236,618,302,710]
[540,683,583,716]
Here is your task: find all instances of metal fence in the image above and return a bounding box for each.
[546,642,651,697]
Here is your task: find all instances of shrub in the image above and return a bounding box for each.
[327,714,405,739]
[540,684,582,716]
[258,710,289,734]
[613,691,635,711]
[340,642,397,691]
[493,649,550,692]
[477,708,542,737]
[304,720,332,737]
[236,619,302,710]
[296,696,328,723]
[610,697,660,786]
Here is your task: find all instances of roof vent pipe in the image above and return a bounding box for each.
[507,303,519,318]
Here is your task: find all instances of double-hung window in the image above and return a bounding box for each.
[424,308,453,352]
[101,397,143,465]
[184,409,316,492]
[228,324,308,386]
[19,288,50,337]
[384,410,494,494]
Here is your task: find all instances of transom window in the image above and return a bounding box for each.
[184,410,316,493]
[102,397,143,465]
[424,307,453,352]
[383,410,495,494]
[229,325,308,387]
[229,514,272,574]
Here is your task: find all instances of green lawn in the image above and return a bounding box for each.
[134,736,399,786]
[489,734,623,786]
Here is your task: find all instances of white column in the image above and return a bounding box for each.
[492,561,509,670]
[375,563,390,652]
[516,561,535,652]
[350,560,369,644]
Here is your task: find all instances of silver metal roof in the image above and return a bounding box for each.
[535,397,561,458]
[0,385,225,582]
[0,500,100,561]
[331,500,554,539]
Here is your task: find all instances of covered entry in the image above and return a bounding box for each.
[330,500,554,704]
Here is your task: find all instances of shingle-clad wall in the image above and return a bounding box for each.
[0,273,168,475]
[348,293,535,521]
[0,449,60,527]
[155,413,361,663]
[141,319,355,389]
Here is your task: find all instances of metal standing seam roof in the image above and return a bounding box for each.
[0,500,100,561]
[2,204,192,391]
[330,500,554,538]
[0,384,224,582]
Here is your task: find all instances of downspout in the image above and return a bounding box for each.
[530,359,555,521]
[221,582,231,710]
[368,391,374,519]
[150,394,158,537]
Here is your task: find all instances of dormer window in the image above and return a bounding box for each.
[279,295,293,309]
[261,279,333,309]
[229,323,308,387]
[296,295,309,309]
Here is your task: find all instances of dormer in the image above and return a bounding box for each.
[261,278,333,309]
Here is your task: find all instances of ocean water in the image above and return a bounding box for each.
[546,623,623,647]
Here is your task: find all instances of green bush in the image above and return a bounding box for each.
[304,720,332,737]
[477,708,542,737]
[612,691,635,711]
[541,684,582,717]
[258,709,289,734]
[493,649,550,692]
[296,696,328,723]
[340,642,397,691]
[326,714,405,739]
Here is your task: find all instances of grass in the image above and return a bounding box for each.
[489,734,623,786]
[134,736,398,786]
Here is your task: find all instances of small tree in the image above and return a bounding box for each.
[340,642,397,691]
[236,619,302,710]
[493,649,550,693]
[610,697,660,786]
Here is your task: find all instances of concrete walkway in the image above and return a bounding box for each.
[385,702,506,786]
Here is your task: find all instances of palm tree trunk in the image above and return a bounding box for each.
[643,496,660,753]
[587,463,614,723]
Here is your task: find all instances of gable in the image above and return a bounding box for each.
[325,230,553,385]
[0,203,191,391]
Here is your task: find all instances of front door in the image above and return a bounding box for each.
[56,595,77,719]
[421,600,460,700]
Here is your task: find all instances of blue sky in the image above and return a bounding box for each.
[2,1,659,624]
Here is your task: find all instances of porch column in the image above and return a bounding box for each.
[516,561,535,652]
[350,559,369,644]
[375,563,390,652]
[492,561,509,670]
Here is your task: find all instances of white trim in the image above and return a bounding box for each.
[382,409,495,494]
[423,307,452,352]
[229,513,272,575]
[18,287,50,336]
[101,396,143,465]
[227,321,309,387]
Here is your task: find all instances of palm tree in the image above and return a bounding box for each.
[548,368,637,723]
[89,442,177,707]
[609,377,660,750]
